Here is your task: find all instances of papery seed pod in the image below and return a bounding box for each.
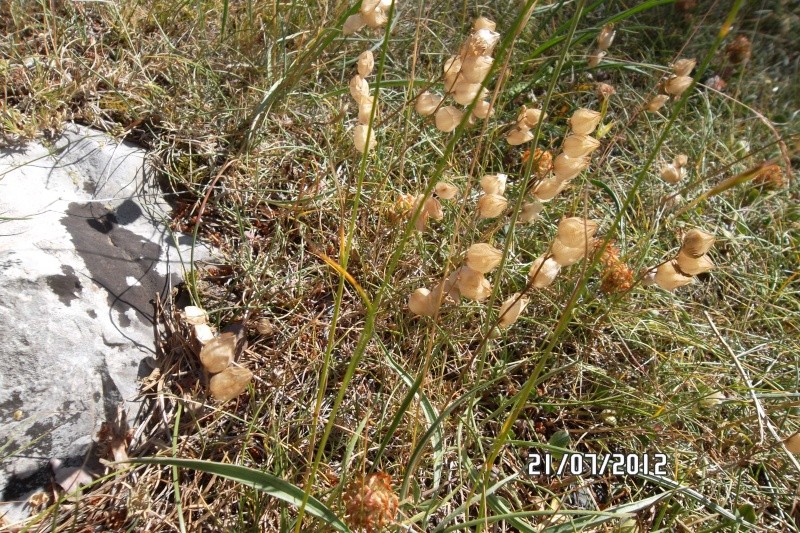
[363,6,388,28]
[784,433,800,454]
[663,192,684,210]
[349,75,370,102]
[596,82,616,100]
[587,49,606,68]
[550,238,587,267]
[360,0,381,13]
[343,13,366,35]
[415,91,442,116]
[183,306,208,325]
[443,55,463,78]
[642,268,657,286]
[414,210,429,231]
[452,81,485,105]
[358,96,378,124]
[461,55,493,83]
[519,201,543,223]
[444,71,463,93]
[353,124,376,153]
[507,128,534,146]
[357,50,374,77]
[424,196,443,221]
[434,106,463,132]
[498,293,529,327]
[557,217,599,248]
[569,108,602,135]
[660,163,683,184]
[473,16,496,32]
[194,323,215,345]
[562,134,601,158]
[408,288,437,317]
[466,28,501,56]
[473,100,494,119]
[597,24,616,51]
[675,250,714,275]
[477,193,508,218]
[528,148,554,176]
[200,332,236,373]
[529,254,561,288]
[430,274,460,304]
[455,266,492,301]
[209,366,253,402]
[654,260,693,291]
[671,58,697,77]
[480,173,507,195]
[533,178,568,202]
[435,182,459,199]
[682,229,715,257]
[645,94,670,112]
[664,75,692,97]
[519,107,544,128]
[674,154,688,168]
[465,243,503,273]
[553,153,590,181]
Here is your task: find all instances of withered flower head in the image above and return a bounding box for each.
[343,472,399,533]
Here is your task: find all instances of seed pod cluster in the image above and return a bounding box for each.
[529,217,599,288]
[350,50,379,153]
[646,58,696,113]
[191,310,253,402]
[588,24,615,68]
[660,153,689,184]
[343,0,394,35]
[532,107,601,202]
[645,228,715,291]
[416,17,500,131]
[477,173,508,219]
[506,105,543,146]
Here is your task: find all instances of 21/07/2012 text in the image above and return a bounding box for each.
[527,452,669,477]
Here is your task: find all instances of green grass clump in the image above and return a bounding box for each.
[2,0,799,531]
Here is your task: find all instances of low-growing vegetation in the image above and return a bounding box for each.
[2,0,799,531]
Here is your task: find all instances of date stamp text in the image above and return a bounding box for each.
[527,452,668,477]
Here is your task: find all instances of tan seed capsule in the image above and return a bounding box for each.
[675,251,714,275]
[477,193,508,218]
[588,49,606,68]
[415,91,442,116]
[472,16,496,32]
[532,178,568,202]
[562,134,600,158]
[408,288,437,317]
[443,55,463,78]
[466,28,500,56]
[784,433,800,454]
[357,50,374,77]
[183,306,208,325]
[349,75,370,103]
[519,201,543,223]
[671,58,697,77]
[654,261,693,291]
[597,24,616,51]
[362,6,388,28]
[461,55,493,83]
[553,153,590,181]
[343,13,366,35]
[557,217,599,248]
[519,107,544,128]
[660,163,683,184]
[358,96,378,124]
[455,266,492,301]
[529,255,561,288]
[452,81,485,105]
[550,238,587,267]
[200,332,236,373]
[193,323,215,345]
[434,106,463,132]
[646,94,670,112]
[682,229,715,257]
[570,108,602,135]
[480,174,507,195]
[473,100,494,119]
[465,243,503,273]
[498,293,529,327]
[353,124,376,153]
[674,154,689,168]
[423,196,443,221]
[209,366,253,402]
[435,182,459,199]
[507,128,534,146]
[664,75,692,97]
